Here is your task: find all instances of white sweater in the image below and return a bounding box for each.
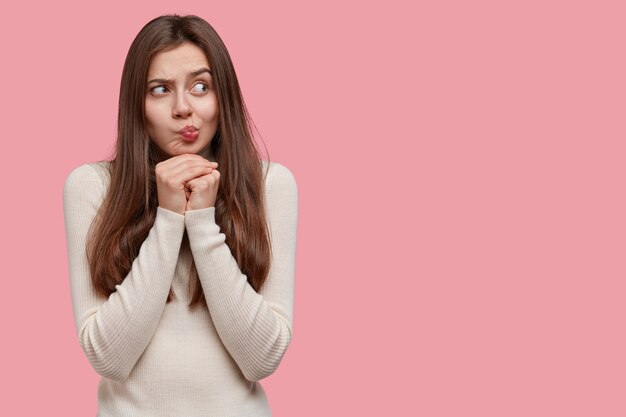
[63,159,298,417]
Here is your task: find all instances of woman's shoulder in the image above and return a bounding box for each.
[261,159,297,195]
[64,160,112,196]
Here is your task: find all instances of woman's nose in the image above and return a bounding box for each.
[172,91,192,118]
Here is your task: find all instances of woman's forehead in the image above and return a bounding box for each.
[148,43,210,78]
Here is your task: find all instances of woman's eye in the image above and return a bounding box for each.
[151,86,167,94]
[192,82,209,93]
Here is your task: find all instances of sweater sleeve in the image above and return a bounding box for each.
[184,162,298,382]
[63,163,186,381]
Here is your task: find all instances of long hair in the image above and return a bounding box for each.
[86,14,272,310]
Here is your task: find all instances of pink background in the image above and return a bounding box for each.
[1,0,625,415]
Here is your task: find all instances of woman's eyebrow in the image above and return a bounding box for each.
[147,68,212,84]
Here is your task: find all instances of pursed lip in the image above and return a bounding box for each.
[178,125,198,134]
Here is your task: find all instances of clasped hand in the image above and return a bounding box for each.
[155,154,220,215]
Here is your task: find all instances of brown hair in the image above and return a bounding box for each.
[86,14,272,310]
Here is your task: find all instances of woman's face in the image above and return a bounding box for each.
[145,42,219,161]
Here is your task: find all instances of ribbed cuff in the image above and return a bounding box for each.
[155,206,186,238]
[184,206,217,229]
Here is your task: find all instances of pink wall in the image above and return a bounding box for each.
[2,0,625,416]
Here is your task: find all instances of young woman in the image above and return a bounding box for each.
[63,14,298,416]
